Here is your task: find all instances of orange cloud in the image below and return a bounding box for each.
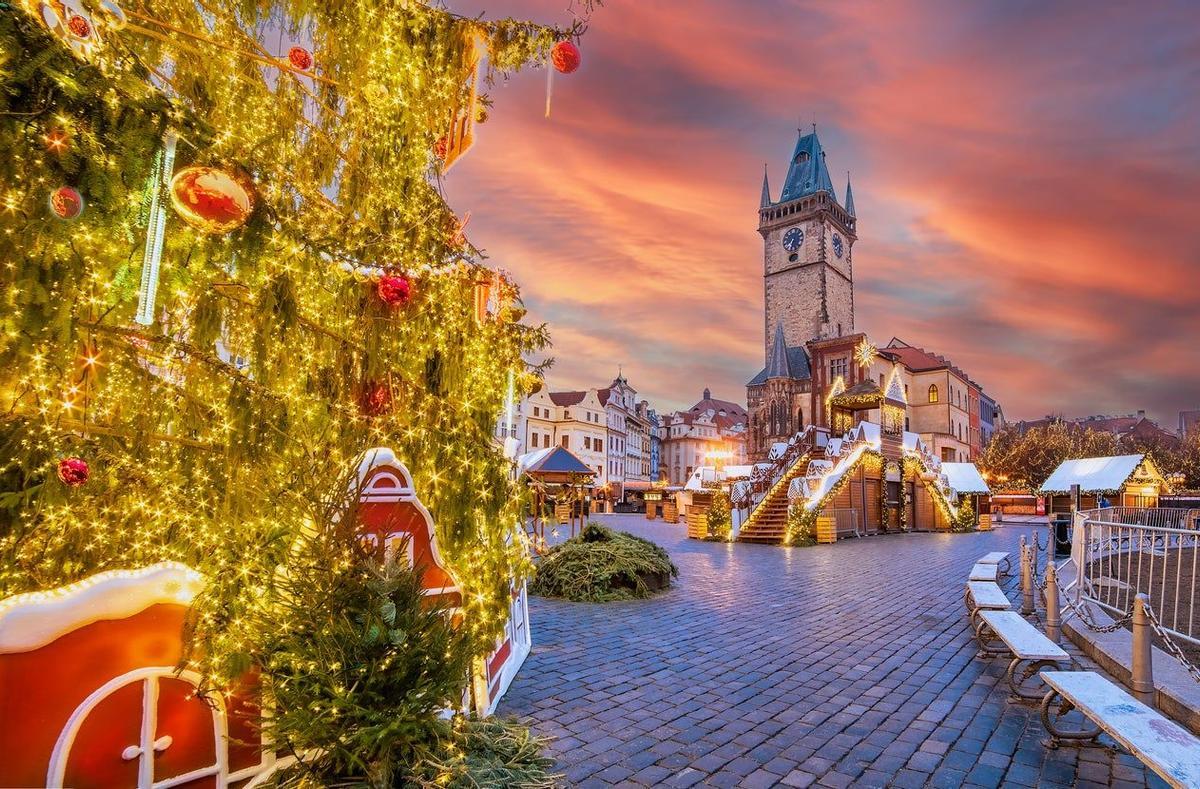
[445,0,1200,423]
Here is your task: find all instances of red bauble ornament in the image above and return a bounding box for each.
[376,274,412,307]
[551,40,581,74]
[432,136,449,161]
[360,381,392,417]
[288,46,313,71]
[66,14,92,38]
[57,456,89,487]
[169,166,255,234]
[49,186,84,220]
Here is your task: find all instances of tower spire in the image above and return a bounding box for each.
[760,164,771,208]
[845,171,855,216]
[766,322,789,379]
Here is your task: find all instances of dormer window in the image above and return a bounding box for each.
[795,151,810,164]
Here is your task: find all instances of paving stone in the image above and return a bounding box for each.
[496,516,1156,787]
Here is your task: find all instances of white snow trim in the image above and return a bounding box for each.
[0,562,204,654]
[941,463,991,494]
[1039,454,1145,493]
[354,447,405,490]
[515,447,553,475]
[804,444,871,510]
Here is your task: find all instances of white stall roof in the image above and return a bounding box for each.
[1039,454,1144,493]
[941,463,990,494]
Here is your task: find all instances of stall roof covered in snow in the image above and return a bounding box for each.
[1038,454,1146,494]
[941,463,990,494]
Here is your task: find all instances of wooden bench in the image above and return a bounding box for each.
[977,610,1069,699]
[964,581,1010,628]
[976,551,1011,575]
[969,562,998,582]
[1039,670,1200,788]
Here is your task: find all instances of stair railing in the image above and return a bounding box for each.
[733,427,817,527]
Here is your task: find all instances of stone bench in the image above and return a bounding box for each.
[1039,670,1200,788]
[964,581,1010,628]
[969,562,998,582]
[976,551,1011,575]
[977,610,1070,699]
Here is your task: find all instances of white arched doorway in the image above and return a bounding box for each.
[48,666,231,788]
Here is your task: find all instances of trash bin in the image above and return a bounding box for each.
[1050,513,1071,558]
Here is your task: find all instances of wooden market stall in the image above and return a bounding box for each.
[941,462,993,529]
[517,446,597,545]
[1039,454,1168,514]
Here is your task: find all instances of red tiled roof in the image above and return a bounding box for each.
[548,390,586,407]
[883,338,974,384]
[689,396,748,420]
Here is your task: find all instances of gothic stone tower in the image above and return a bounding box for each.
[758,128,857,354]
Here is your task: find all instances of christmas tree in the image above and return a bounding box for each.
[0,0,588,780]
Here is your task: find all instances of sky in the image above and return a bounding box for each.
[444,0,1200,426]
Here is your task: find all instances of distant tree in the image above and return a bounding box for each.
[980,421,1118,490]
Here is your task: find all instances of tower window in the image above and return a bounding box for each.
[928,384,939,404]
[795,151,810,164]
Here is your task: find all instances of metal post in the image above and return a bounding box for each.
[1131,593,1155,706]
[1021,540,1034,615]
[1044,561,1061,643]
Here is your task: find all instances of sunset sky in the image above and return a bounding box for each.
[445,1,1200,426]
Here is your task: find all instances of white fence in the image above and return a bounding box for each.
[1072,507,1200,647]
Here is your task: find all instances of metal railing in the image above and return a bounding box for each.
[1072,508,1200,647]
[732,426,819,512]
[1087,506,1200,531]
[826,507,861,538]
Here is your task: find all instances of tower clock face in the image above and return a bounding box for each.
[832,233,844,258]
[782,227,804,252]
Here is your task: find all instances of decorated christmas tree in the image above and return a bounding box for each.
[0,0,588,782]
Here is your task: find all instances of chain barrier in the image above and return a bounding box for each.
[1142,601,1200,685]
[1058,593,1133,634]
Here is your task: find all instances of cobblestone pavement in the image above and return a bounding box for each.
[499,515,1170,788]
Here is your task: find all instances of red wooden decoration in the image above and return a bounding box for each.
[354,448,462,608]
[0,563,271,788]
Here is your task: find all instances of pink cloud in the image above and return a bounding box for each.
[445,0,1200,423]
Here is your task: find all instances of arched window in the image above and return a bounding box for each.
[796,407,804,431]
[928,384,939,404]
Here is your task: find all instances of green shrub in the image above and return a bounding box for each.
[953,497,977,533]
[785,504,817,546]
[705,489,732,541]
[409,717,559,788]
[530,522,678,602]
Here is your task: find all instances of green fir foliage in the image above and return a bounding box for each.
[530,522,678,602]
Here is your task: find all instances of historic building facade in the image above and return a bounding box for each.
[747,129,1001,463]
[658,388,748,485]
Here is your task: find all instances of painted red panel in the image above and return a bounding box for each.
[225,671,265,773]
[0,603,186,787]
[61,678,143,788]
[487,638,512,683]
[154,676,219,782]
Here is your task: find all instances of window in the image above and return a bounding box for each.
[530,433,538,449]
[879,374,885,389]
[928,384,939,404]
[830,357,848,380]
[583,437,591,450]
[561,436,569,448]
[564,410,570,419]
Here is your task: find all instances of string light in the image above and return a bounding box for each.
[0,0,586,683]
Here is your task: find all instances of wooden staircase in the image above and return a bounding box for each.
[737,455,810,544]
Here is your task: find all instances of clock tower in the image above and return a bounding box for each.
[758,127,857,356]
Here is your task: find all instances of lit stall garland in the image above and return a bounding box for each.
[0,1,589,678]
